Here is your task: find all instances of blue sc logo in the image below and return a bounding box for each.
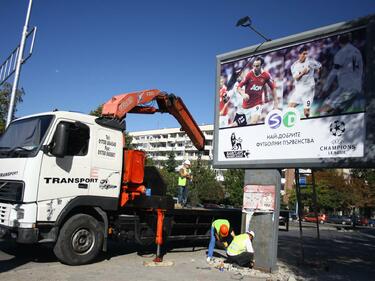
[267,111,282,129]
[265,109,300,129]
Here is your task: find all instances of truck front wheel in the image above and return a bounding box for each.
[54,214,104,265]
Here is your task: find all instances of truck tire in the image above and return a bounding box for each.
[53,214,104,265]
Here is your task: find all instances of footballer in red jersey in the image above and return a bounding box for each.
[219,75,231,127]
[235,57,278,125]
[219,77,229,115]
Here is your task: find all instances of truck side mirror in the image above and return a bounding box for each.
[50,122,70,157]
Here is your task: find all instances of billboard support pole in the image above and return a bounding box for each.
[295,169,305,262]
[6,0,33,128]
[311,170,320,240]
[243,169,280,272]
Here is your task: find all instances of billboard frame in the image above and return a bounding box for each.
[213,15,375,169]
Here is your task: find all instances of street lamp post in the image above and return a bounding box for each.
[236,16,280,272]
[6,0,34,128]
[236,16,271,42]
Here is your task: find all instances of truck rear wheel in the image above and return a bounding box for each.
[53,214,104,265]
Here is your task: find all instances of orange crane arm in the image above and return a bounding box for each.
[101,89,205,151]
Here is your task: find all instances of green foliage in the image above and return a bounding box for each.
[145,155,156,166]
[156,160,227,205]
[315,170,358,211]
[163,151,177,173]
[349,169,375,208]
[286,171,348,213]
[158,152,178,197]
[89,104,103,117]
[222,169,244,207]
[124,133,134,149]
[351,169,375,181]
[159,167,179,198]
[0,82,25,133]
[285,187,296,210]
[280,194,288,209]
[285,169,375,214]
[189,161,224,205]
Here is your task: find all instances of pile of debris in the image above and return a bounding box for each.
[207,257,300,281]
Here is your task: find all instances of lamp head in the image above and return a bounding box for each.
[236,16,252,27]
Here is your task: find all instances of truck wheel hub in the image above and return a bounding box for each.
[72,229,95,254]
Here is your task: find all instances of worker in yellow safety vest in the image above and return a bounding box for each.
[207,219,235,262]
[226,230,255,268]
[177,160,192,207]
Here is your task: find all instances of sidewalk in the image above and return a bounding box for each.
[0,240,299,281]
[2,224,374,281]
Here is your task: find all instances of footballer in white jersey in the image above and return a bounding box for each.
[321,33,363,114]
[288,46,321,118]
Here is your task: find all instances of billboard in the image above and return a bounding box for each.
[214,15,375,168]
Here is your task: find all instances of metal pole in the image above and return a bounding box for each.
[295,169,304,262]
[6,0,33,128]
[311,169,320,240]
[249,26,272,42]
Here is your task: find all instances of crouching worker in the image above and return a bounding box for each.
[226,230,255,268]
[207,219,234,262]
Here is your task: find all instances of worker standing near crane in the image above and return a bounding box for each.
[177,160,192,207]
[207,219,235,262]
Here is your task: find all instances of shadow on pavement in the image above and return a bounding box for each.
[0,238,210,273]
[277,228,375,281]
[0,241,56,273]
[3,227,374,281]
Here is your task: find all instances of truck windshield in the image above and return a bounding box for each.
[0,115,53,158]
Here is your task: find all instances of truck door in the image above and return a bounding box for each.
[89,128,122,199]
[37,120,93,222]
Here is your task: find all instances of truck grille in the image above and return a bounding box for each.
[0,180,24,202]
[0,203,10,224]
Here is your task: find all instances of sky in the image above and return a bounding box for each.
[1,0,374,132]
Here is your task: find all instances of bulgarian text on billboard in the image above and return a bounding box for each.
[215,23,372,168]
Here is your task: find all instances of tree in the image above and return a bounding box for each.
[222,169,244,207]
[145,155,156,166]
[159,167,179,198]
[349,169,375,216]
[89,104,133,149]
[285,169,375,215]
[285,171,345,213]
[315,170,360,213]
[163,151,177,173]
[0,82,25,133]
[89,104,103,117]
[285,187,296,210]
[189,161,224,206]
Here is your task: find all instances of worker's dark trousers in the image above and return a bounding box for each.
[227,252,254,267]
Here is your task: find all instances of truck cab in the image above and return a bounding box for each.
[0,90,211,265]
[0,111,123,244]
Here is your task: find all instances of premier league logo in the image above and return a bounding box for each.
[231,133,242,150]
[330,120,346,136]
[224,133,250,158]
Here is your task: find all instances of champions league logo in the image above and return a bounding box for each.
[330,120,346,136]
[223,133,250,159]
[321,120,356,155]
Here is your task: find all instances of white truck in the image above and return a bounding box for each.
[0,89,220,265]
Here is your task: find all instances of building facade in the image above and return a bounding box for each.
[129,125,214,166]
